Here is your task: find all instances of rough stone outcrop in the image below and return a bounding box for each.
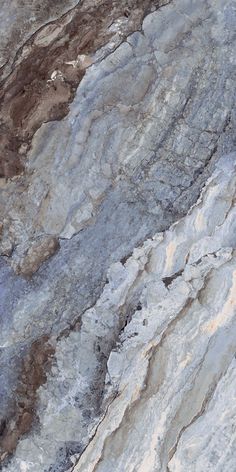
[0,0,235,471]
[72,154,236,472]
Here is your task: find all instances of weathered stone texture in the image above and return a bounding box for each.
[0,0,235,471]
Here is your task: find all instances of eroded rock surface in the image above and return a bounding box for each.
[72,154,236,472]
[0,0,235,471]
[0,0,169,178]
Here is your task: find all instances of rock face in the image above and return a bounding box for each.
[0,1,235,471]
[72,154,236,472]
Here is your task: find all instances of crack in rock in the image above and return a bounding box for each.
[0,0,235,470]
[0,0,167,178]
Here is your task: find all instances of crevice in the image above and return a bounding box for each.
[0,285,104,469]
[0,254,144,468]
[162,268,184,288]
[167,351,236,468]
[74,296,195,471]
[0,1,82,85]
[191,113,232,181]
[72,265,223,470]
[0,0,170,178]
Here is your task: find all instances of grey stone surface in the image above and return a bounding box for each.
[72,153,236,472]
[0,0,235,471]
[4,153,236,471]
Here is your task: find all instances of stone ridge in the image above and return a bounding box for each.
[3,153,236,471]
[0,0,168,178]
[71,154,236,472]
[0,0,235,471]
[0,0,234,278]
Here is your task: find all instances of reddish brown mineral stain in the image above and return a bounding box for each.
[0,336,55,462]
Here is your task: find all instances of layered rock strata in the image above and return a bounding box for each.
[0,0,235,471]
[72,154,236,472]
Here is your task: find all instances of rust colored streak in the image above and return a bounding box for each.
[0,0,166,178]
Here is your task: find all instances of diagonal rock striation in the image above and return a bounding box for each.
[71,153,236,472]
[0,0,169,178]
[0,0,235,471]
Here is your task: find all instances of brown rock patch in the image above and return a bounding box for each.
[14,236,60,276]
[0,0,169,178]
[0,336,55,463]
